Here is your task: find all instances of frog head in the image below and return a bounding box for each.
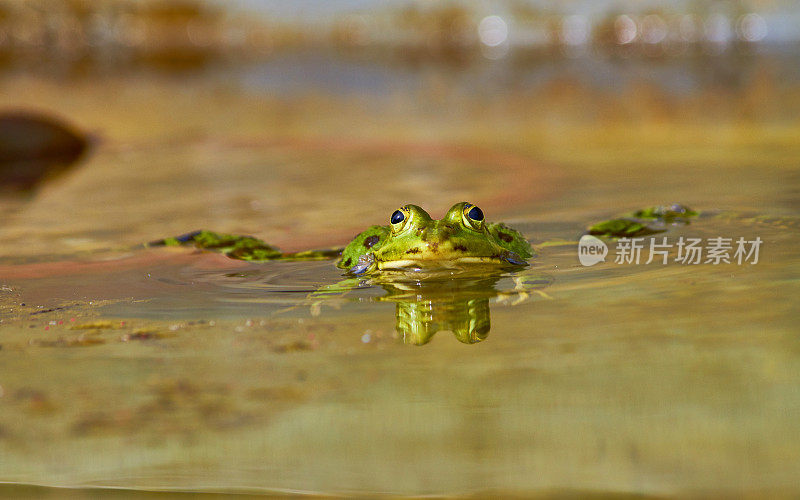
[337,202,533,275]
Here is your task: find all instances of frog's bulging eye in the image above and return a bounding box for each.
[390,207,411,233]
[462,203,485,231]
[467,206,484,222]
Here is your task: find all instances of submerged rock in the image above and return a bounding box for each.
[0,111,90,191]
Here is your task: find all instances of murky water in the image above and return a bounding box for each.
[1,51,799,497]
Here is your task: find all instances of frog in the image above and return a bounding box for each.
[335,202,534,275]
[153,202,534,274]
[148,203,542,345]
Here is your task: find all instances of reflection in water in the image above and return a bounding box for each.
[394,291,491,345]
[332,268,553,345]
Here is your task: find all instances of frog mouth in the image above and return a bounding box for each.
[350,252,526,275]
[376,253,526,270]
[379,257,497,269]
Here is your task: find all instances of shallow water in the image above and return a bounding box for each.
[1,54,799,496]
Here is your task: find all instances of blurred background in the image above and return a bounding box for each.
[0,0,798,258]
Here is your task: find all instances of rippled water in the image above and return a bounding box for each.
[2,204,797,496]
[1,54,799,496]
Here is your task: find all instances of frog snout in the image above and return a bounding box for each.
[419,229,451,245]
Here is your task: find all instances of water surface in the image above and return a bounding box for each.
[0,53,799,497]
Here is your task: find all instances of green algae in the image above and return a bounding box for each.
[152,230,339,262]
[587,219,663,238]
[588,203,699,238]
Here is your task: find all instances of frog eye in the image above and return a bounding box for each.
[467,205,484,222]
[390,207,410,233]
[462,203,485,230]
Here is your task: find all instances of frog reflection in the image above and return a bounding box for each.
[390,271,551,345]
[313,268,552,345]
[394,291,492,345]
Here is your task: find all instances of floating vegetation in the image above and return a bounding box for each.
[588,203,699,238]
[631,204,699,223]
[151,229,340,262]
[587,219,663,238]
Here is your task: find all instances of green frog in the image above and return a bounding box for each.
[336,202,533,274]
[156,202,534,274]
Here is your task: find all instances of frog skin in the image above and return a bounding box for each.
[155,202,534,275]
[337,202,534,275]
